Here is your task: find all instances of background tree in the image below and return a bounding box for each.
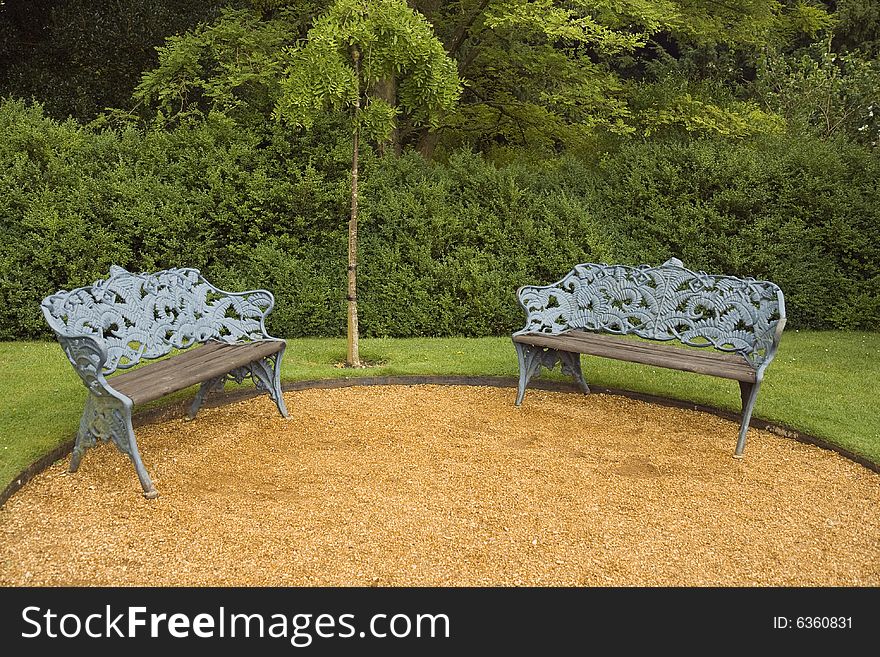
[404,0,834,154]
[273,0,461,366]
[131,7,306,126]
[755,41,880,145]
[831,0,880,56]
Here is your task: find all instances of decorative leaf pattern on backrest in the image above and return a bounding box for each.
[41,266,273,374]
[516,260,785,368]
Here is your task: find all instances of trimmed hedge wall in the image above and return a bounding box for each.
[1,99,877,339]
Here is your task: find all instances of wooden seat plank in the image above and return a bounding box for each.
[514,330,756,382]
[111,340,284,405]
[107,340,228,379]
[110,339,265,385]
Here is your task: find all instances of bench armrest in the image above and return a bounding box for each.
[513,283,573,336]
[198,278,280,342]
[750,288,787,378]
[55,332,117,393]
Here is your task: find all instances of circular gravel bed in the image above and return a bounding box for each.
[1,385,878,586]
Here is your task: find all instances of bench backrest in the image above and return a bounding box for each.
[41,266,274,374]
[516,258,786,369]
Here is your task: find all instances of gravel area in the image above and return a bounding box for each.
[1,385,878,586]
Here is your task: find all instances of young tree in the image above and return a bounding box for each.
[273,0,461,366]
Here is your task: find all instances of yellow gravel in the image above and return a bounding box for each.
[1,385,878,586]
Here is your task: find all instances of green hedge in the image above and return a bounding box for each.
[1,99,877,340]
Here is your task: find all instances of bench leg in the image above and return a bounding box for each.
[515,342,591,406]
[514,342,547,406]
[559,351,590,395]
[230,347,288,418]
[72,393,158,499]
[735,380,762,458]
[255,350,288,418]
[268,344,289,417]
[187,376,225,420]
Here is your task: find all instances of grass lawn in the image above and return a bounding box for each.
[1,331,878,491]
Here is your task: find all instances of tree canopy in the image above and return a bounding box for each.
[1,0,877,151]
[273,0,461,142]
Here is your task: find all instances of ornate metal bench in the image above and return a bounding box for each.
[41,266,288,498]
[512,258,786,457]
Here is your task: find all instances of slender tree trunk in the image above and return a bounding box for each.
[347,47,362,368]
[418,130,441,159]
[373,76,400,156]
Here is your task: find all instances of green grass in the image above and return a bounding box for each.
[1,332,878,491]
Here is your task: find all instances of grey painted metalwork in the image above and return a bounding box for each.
[513,258,786,456]
[515,346,590,397]
[41,266,288,498]
[42,266,277,372]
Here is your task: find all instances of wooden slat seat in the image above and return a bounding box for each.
[110,339,285,405]
[513,331,757,383]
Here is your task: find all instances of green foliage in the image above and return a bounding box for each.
[8,0,875,153]
[118,0,834,152]
[832,0,880,56]
[132,7,307,126]
[628,77,786,138]
[755,42,880,145]
[482,0,649,53]
[433,0,659,150]
[0,99,351,339]
[775,1,836,42]
[355,151,612,335]
[274,0,462,140]
[589,135,880,329]
[425,0,833,150]
[439,11,640,149]
[1,99,876,341]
